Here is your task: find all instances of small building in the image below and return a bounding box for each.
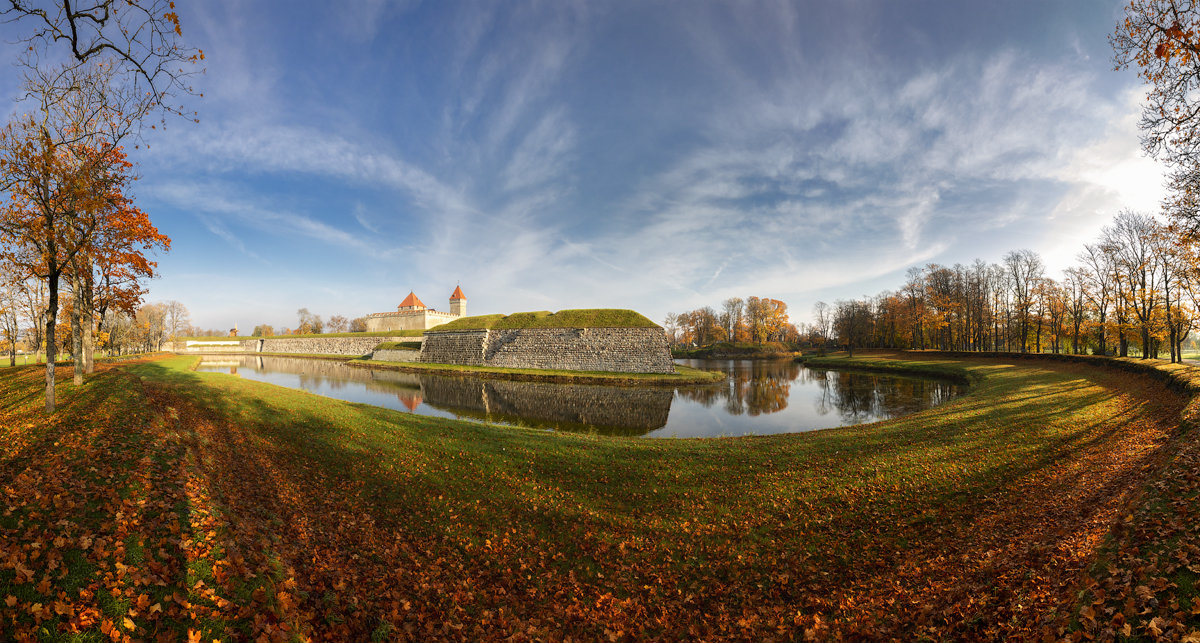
[364,287,467,332]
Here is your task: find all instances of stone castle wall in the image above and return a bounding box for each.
[365,310,459,332]
[172,336,417,356]
[421,327,674,374]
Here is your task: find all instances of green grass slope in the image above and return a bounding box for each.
[430,309,659,332]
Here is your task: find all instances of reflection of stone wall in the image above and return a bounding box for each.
[421,328,673,374]
[420,376,489,414]
[484,380,671,432]
[419,375,671,434]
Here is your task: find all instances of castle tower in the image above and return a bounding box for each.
[398,291,427,311]
[449,285,467,317]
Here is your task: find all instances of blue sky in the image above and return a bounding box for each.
[3,1,1168,331]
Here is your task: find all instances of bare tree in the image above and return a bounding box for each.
[164,300,189,339]
[1079,242,1116,355]
[0,265,24,365]
[1105,211,1164,358]
[812,301,832,349]
[720,297,743,342]
[4,0,202,124]
[1004,249,1044,352]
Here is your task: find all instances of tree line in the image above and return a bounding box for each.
[816,210,1196,361]
[664,296,798,347]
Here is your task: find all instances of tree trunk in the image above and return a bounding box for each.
[72,283,84,386]
[83,286,95,374]
[44,272,57,413]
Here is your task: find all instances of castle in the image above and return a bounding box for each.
[364,286,467,332]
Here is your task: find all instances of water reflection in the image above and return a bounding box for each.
[195,356,963,438]
[809,368,961,425]
[195,355,671,435]
[659,360,963,438]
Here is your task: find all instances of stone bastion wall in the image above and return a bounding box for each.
[172,336,419,356]
[420,327,675,374]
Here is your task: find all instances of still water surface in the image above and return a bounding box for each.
[194,356,963,438]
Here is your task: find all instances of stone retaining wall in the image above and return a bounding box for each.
[421,327,674,374]
[419,330,489,366]
[371,349,422,363]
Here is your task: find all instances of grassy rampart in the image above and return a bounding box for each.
[430,309,659,332]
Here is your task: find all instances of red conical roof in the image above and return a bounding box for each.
[450,285,466,300]
[398,291,426,309]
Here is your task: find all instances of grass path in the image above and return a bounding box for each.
[0,353,1196,640]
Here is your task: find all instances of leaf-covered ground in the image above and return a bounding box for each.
[0,353,1197,640]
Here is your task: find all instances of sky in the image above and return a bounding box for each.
[0,0,1171,331]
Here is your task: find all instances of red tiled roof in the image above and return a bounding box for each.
[450,285,466,300]
[399,292,426,309]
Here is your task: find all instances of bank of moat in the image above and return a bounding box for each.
[364,286,467,332]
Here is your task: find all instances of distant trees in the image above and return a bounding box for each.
[349,317,368,333]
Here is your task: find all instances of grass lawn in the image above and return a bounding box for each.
[0,355,46,367]
[0,353,1197,639]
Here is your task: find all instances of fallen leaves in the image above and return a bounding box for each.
[1,355,1199,640]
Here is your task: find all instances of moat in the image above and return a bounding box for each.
[194,356,964,438]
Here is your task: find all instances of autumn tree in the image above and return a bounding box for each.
[834,298,872,357]
[326,314,348,333]
[297,308,323,335]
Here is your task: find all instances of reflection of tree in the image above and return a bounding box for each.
[674,359,795,416]
[811,369,960,425]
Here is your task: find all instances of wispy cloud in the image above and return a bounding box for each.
[147,182,404,259]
